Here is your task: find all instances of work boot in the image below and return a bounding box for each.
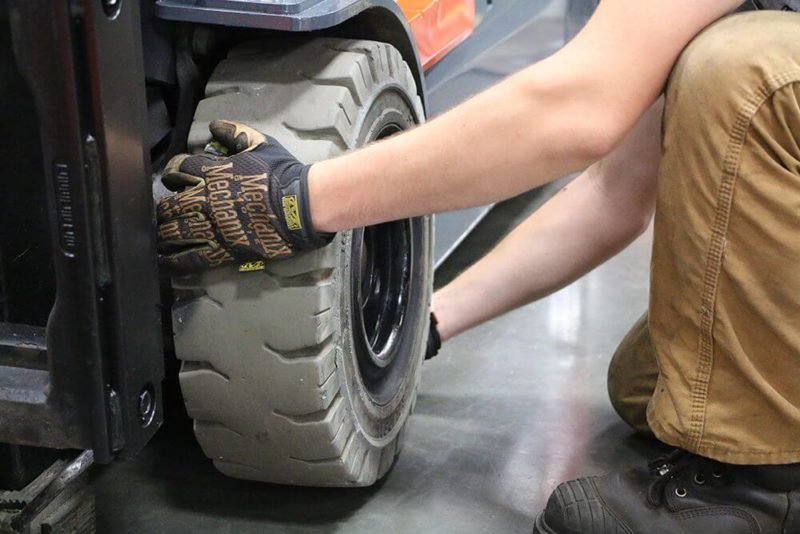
[533,449,800,533]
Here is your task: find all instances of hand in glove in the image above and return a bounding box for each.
[157,120,333,272]
[425,312,443,361]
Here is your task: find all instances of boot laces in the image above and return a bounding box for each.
[646,449,729,507]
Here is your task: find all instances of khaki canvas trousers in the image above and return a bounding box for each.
[608,11,800,465]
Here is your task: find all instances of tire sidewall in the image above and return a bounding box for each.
[336,86,431,447]
[176,38,431,484]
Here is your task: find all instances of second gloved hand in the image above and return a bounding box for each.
[425,312,442,361]
[157,120,333,272]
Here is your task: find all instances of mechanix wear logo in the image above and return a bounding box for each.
[156,151,297,272]
[239,260,266,272]
[205,162,251,249]
[282,195,302,231]
[156,121,334,273]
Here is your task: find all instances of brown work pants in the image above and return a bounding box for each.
[607,11,800,465]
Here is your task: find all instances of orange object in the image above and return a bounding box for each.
[397,0,476,70]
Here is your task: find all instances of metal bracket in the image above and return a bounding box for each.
[0,450,95,533]
[2,0,164,461]
[157,0,409,32]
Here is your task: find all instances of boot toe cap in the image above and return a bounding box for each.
[538,478,628,534]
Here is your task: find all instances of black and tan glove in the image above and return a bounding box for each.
[425,312,442,361]
[157,120,333,272]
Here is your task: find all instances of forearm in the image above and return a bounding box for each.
[433,99,663,341]
[308,0,740,233]
[309,64,610,231]
[433,168,651,341]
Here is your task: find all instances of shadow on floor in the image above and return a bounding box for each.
[93,418,388,531]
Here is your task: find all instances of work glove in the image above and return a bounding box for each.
[425,312,442,361]
[157,120,333,272]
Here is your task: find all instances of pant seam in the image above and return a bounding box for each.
[688,69,800,451]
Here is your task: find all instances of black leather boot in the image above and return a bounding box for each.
[534,449,800,533]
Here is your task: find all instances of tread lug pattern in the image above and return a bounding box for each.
[174,38,425,487]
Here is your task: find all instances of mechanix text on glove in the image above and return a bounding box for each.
[156,121,333,272]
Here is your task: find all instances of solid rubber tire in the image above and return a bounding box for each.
[172,37,431,487]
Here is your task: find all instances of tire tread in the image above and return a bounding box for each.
[175,38,423,487]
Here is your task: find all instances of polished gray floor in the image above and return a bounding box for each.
[92,187,665,533]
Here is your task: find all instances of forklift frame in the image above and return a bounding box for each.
[1,0,164,466]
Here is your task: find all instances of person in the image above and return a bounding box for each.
[156,1,800,531]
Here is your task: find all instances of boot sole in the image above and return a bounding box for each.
[533,513,557,534]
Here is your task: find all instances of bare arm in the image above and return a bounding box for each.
[433,99,663,341]
[308,0,740,232]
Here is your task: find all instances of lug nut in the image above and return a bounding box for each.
[138,387,155,427]
[102,0,121,18]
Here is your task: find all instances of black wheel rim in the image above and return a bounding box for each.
[355,221,411,365]
[350,120,419,405]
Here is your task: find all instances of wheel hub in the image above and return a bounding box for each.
[355,221,411,368]
[349,120,419,405]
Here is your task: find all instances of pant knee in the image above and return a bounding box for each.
[666,11,800,119]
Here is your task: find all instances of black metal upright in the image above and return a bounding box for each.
[0,0,164,465]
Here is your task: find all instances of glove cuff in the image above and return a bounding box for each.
[273,165,335,250]
[425,312,442,361]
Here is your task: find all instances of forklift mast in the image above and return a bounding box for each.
[1,0,164,468]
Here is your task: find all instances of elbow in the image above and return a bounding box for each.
[522,65,641,167]
[576,124,623,166]
[632,207,655,240]
[576,95,637,164]
[620,198,656,244]
[605,206,653,254]
[553,96,632,169]
[588,164,657,247]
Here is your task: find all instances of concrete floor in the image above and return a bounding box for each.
[92,190,666,533]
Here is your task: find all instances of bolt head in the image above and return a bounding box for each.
[102,0,122,18]
[138,388,155,427]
